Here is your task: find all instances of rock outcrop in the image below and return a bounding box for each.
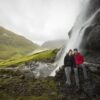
[82,10,100,63]
[68,0,100,63]
[55,63,100,100]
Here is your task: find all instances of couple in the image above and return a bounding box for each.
[64,49,88,88]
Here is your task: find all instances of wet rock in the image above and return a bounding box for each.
[82,11,100,64]
[78,93,89,100]
[68,1,100,64]
[89,66,98,72]
[19,75,25,79]
[55,64,100,100]
[2,75,10,79]
[86,25,100,50]
[0,85,3,89]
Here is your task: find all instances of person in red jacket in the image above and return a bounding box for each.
[73,48,88,87]
[74,51,84,65]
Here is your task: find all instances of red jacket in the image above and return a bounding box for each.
[74,53,84,65]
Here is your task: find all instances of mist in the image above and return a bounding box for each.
[0,0,83,45]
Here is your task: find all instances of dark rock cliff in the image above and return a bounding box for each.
[69,0,100,63]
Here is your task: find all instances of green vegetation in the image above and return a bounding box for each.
[0,49,59,100]
[0,49,58,67]
[0,27,60,100]
[0,74,58,100]
[0,27,39,60]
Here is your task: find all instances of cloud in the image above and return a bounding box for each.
[0,0,82,45]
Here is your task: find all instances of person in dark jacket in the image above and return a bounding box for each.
[64,49,75,85]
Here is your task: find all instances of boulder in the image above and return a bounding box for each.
[86,26,100,50]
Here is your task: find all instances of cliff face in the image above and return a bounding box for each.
[86,0,100,17]
[83,0,100,50]
[82,9,100,50]
[69,0,100,63]
[82,0,100,63]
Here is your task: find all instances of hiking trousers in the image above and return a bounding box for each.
[65,67,80,86]
[74,68,80,87]
[65,67,71,85]
[76,64,88,80]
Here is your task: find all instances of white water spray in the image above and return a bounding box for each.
[50,1,100,76]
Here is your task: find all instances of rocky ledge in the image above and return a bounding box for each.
[0,62,99,100]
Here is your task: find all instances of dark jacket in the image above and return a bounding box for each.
[64,54,76,68]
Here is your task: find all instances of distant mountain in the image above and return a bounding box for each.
[42,39,67,49]
[0,26,39,60]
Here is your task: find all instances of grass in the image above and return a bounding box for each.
[0,49,58,68]
[0,27,39,60]
[0,77,57,100]
[0,44,37,60]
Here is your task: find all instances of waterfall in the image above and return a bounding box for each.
[50,0,100,76]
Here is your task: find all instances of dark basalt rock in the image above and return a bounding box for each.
[68,0,100,63]
[82,25,100,52]
[55,64,100,100]
[80,10,100,51]
[86,26,100,50]
[86,0,100,18]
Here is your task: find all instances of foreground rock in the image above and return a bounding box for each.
[0,51,57,78]
[55,64,100,100]
[0,63,99,100]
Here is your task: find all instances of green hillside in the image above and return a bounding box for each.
[0,27,39,60]
[0,49,58,68]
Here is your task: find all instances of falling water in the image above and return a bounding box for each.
[50,1,100,76]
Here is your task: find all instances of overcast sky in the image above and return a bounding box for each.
[0,0,83,45]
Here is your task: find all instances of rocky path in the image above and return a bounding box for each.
[55,64,100,100]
